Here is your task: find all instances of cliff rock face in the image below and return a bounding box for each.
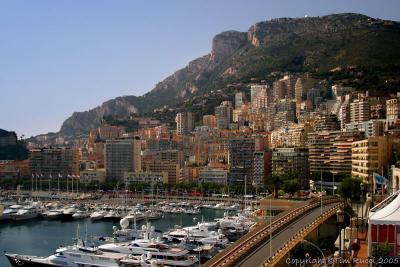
[210,31,248,62]
[60,96,140,135]
[57,13,400,137]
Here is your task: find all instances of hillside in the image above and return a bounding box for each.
[57,13,400,137]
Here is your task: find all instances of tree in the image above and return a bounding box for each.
[265,174,282,198]
[284,179,300,196]
[339,176,362,201]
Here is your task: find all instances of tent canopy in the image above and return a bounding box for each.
[369,191,400,225]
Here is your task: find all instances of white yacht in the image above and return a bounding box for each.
[90,210,107,221]
[46,209,64,220]
[5,239,154,267]
[99,223,198,266]
[12,205,42,221]
[63,206,78,219]
[72,210,90,219]
[99,240,197,267]
[97,220,162,244]
[215,212,253,231]
[165,223,228,246]
[0,204,22,221]
[104,210,120,220]
[124,211,146,222]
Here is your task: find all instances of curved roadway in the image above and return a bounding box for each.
[235,203,339,267]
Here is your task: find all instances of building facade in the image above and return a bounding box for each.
[29,147,80,177]
[272,147,309,182]
[105,137,141,180]
[199,169,228,185]
[123,171,168,184]
[228,138,255,185]
[176,112,194,135]
[352,136,393,183]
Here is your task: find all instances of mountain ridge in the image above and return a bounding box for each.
[52,13,400,138]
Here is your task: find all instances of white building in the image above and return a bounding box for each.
[80,169,106,183]
[123,171,168,184]
[199,169,228,185]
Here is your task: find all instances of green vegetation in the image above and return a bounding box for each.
[372,243,394,257]
[53,13,400,139]
[0,144,29,161]
[264,171,307,198]
[338,176,364,201]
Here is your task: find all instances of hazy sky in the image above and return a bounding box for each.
[1,0,399,137]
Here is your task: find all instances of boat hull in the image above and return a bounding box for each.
[6,254,57,267]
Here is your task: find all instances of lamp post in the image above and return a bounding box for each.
[360,182,365,233]
[332,173,335,196]
[320,167,323,215]
[337,209,345,266]
[269,193,272,258]
[301,240,327,267]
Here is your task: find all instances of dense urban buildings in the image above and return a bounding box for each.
[16,74,400,193]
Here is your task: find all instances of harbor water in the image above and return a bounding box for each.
[0,208,226,267]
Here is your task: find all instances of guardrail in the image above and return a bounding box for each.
[204,196,342,267]
[263,202,345,266]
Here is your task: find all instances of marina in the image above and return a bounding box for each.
[0,199,256,267]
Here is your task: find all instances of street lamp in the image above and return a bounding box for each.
[336,209,345,265]
[360,182,365,233]
[301,240,327,267]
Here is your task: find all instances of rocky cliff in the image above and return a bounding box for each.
[57,13,400,137]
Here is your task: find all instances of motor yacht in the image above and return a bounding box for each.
[5,239,155,267]
[90,210,107,221]
[72,210,90,219]
[12,205,42,221]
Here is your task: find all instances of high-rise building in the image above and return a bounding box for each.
[143,160,180,184]
[352,136,393,183]
[307,130,363,175]
[105,137,141,180]
[252,88,269,109]
[215,101,233,130]
[202,115,217,128]
[235,92,245,109]
[350,99,370,123]
[307,131,335,174]
[250,85,268,104]
[273,75,297,100]
[314,114,340,131]
[386,98,400,120]
[159,149,184,168]
[228,138,255,185]
[175,112,194,135]
[253,151,272,186]
[330,131,364,175]
[272,147,309,183]
[98,125,126,140]
[345,120,384,137]
[29,147,80,177]
[295,77,317,103]
[338,94,352,129]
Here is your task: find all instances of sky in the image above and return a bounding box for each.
[1,0,399,137]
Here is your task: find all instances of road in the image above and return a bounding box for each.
[235,203,338,267]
